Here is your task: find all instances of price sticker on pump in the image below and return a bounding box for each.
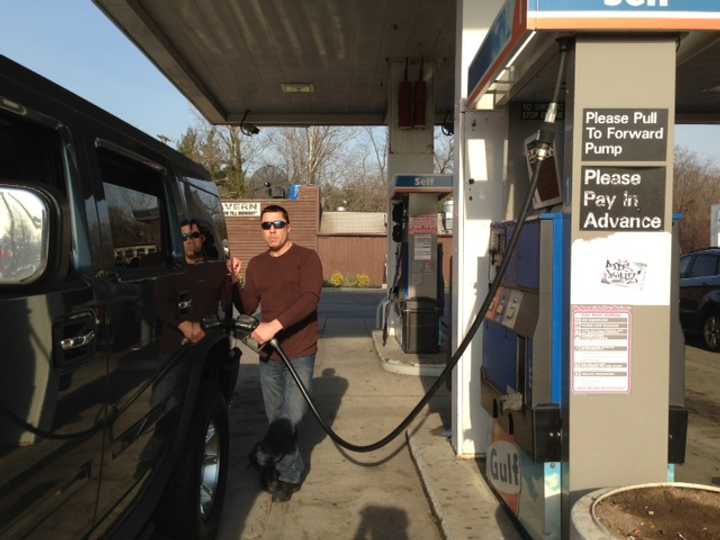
[571,305,631,394]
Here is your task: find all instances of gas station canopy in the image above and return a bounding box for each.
[94,0,456,126]
[465,0,720,123]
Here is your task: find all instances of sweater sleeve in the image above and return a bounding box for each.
[236,259,261,315]
[277,250,323,329]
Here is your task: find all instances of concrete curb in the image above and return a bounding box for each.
[371,330,445,377]
[406,413,523,540]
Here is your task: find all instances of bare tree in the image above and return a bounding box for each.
[434,131,454,174]
[363,127,387,179]
[673,147,720,253]
[176,115,266,198]
[264,126,357,185]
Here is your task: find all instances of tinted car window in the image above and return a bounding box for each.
[688,254,718,278]
[0,112,66,282]
[679,256,692,277]
[0,111,64,189]
[97,148,166,268]
[183,180,227,261]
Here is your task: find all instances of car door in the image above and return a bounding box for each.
[89,140,191,533]
[680,253,720,330]
[0,96,105,538]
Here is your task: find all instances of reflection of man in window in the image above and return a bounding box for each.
[177,219,210,344]
[180,219,205,265]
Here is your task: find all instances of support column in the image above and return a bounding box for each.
[568,37,676,500]
[451,0,506,456]
[385,60,435,336]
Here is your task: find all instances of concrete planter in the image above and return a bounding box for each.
[570,482,720,539]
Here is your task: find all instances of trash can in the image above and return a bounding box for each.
[401,297,439,354]
[288,183,301,200]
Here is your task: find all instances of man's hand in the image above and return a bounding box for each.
[251,319,283,345]
[227,256,242,284]
[178,320,206,344]
[191,322,206,343]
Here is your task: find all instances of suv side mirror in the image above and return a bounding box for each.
[0,186,51,284]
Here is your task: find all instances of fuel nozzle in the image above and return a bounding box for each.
[232,314,266,353]
[201,314,265,351]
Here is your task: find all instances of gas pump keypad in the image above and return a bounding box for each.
[487,287,538,336]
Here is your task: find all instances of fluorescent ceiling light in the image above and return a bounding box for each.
[701,84,720,94]
[281,83,315,94]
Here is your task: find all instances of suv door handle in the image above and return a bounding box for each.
[61,330,96,351]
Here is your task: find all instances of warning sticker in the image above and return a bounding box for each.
[413,234,433,261]
[572,306,631,394]
[409,214,437,235]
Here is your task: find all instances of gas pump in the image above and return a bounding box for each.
[475,43,689,540]
[385,174,452,354]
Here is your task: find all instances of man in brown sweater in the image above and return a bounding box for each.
[234,204,323,502]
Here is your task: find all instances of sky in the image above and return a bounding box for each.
[0,1,198,143]
[0,1,717,164]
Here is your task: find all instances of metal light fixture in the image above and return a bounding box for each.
[281,83,315,94]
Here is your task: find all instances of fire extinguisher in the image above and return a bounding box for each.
[414,58,426,128]
[398,58,412,129]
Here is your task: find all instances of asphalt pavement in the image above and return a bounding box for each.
[218,289,448,540]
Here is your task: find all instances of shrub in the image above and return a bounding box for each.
[355,274,370,288]
[328,272,345,287]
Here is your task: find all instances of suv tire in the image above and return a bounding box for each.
[703,311,720,352]
[157,380,229,540]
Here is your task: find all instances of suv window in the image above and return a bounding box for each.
[688,254,719,278]
[0,110,64,189]
[97,148,166,269]
[679,255,692,277]
[183,179,227,261]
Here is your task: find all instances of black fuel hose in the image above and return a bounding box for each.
[269,40,572,453]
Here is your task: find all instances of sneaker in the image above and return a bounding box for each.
[260,466,279,493]
[271,480,301,502]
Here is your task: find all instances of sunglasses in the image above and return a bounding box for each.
[261,220,288,230]
[181,231,202,241]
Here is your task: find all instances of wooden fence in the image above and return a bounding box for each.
[317,235,453,287]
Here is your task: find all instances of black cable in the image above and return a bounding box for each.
[271,40,571,453]
[0,403,113,441]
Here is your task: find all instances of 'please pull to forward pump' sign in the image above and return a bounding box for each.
[582,109,668,161]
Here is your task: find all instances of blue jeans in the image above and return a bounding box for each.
[256,355,315,484]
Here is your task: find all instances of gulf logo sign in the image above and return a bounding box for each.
[487,440,522,496]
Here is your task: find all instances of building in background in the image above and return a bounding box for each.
[222,186,452,287]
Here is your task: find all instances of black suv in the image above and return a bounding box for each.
[0,56,238,539]
[679,247,720,351]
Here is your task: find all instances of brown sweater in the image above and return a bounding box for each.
[237,244,323,360]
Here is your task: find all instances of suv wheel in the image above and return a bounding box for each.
[157,381,229,539]
[703,312,720,352]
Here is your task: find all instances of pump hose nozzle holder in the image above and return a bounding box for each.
[216,39,573,454]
